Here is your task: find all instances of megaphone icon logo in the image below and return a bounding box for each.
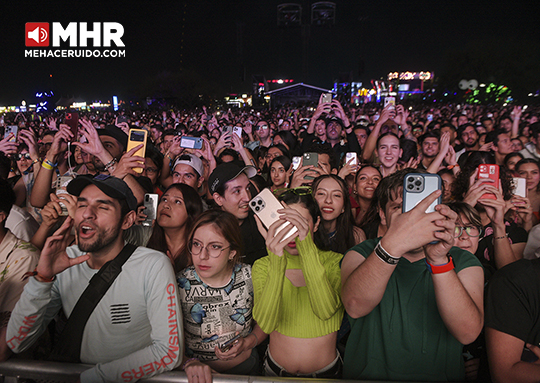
[25,23,49,47]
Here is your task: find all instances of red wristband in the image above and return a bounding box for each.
[425,255,455,274]
[23,269,55,282]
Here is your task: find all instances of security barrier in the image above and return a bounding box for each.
[0,359,362,383]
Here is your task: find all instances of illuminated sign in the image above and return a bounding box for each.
[387,71,433,81]
[268,79,294,83]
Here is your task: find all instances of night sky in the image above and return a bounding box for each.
[1,1,538,105]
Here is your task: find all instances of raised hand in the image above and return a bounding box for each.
[36,217,90,281]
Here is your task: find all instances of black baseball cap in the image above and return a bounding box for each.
[97,125,128,151]
[67,174,138,212]
[208,163,257,194]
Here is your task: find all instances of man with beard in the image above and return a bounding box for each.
[456,123,480,162]
[417,131,440,171]
[6,175,182,382]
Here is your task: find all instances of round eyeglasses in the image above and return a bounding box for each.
[189,241,230,258]
[454,226,482,238]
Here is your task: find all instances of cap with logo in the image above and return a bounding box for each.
[208,163,257,194]
[173,154,204,178]
[66,174,138,212]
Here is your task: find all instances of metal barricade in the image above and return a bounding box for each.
[0,360,367,383]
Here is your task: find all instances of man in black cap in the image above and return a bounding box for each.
[7,175,182,382]
[209,163,267,264]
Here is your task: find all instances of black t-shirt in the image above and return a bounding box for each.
[486,258,540,348]
[240,211,268,265]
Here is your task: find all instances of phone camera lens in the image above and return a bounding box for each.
[255,206,260,212]
[257,200,263,205]
[415,180,422,186]
[408,177,414,183]
[251,201,256,207]
[407,184,414,190]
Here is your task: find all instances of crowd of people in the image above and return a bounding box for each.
[0,97,539,382]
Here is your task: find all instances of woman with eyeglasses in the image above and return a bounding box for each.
[146,183,203,272]
[179,209,266,383]
[447,202,483,255]
[253,190,344,378]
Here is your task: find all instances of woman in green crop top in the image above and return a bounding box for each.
[252,189,344,378]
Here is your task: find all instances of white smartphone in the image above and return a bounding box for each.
[233,126,243,138]
[292,156,301,171]
[250,188,298,241]
[345,152,358,166]
[143,193,159,227]
[55,175,76,216]
[512,177,527,198]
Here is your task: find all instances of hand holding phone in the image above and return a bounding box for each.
[477,164,499,200]
[219,334,241,353]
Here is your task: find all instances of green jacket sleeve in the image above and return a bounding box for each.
[252,251,287,335]
[296,233,343,321]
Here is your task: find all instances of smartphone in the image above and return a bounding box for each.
[117,115,129,124]
[233,126,243,138]
[65,112,79,138]
[512,177,527,198]
[303,152,318,180]
[345,152,358,166]
[219,334,241,353]
[384,97,396,109]
[222,127,233,146]
[180,136,203,150]
[4,125,18,142]
[127,129,148,173]
[292,156,301,171]
[403,173,442,213]
[321,93,333,104]
[56,175,76,216]
[250,188,298,241]
[142,193,158,227]
[477,164,499,200]
[427,114,433,122]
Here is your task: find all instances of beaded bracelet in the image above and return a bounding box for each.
[104,158,117,172]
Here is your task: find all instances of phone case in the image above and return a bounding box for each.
[303,152,318,180]
[4,126,18,142]
[512,177,527,198]
[249,188,298,240]
[127,129,148,173]
[402,173,441,213]
[143,193,158,227]
[345,152,358,166]
[477,164,499,200]
[180,136,203,149]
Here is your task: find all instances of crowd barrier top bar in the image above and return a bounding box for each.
[0,360,394,383]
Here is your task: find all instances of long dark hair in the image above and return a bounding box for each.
[516,158,540,192]
[312,174,357,254]
[452,151,513,201]
[146,183,204,272]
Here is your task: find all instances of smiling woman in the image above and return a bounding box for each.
[312,174,365,253]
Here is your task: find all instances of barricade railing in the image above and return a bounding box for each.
[0,360,370,383]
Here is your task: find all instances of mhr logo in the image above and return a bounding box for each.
[25,22,124,47]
